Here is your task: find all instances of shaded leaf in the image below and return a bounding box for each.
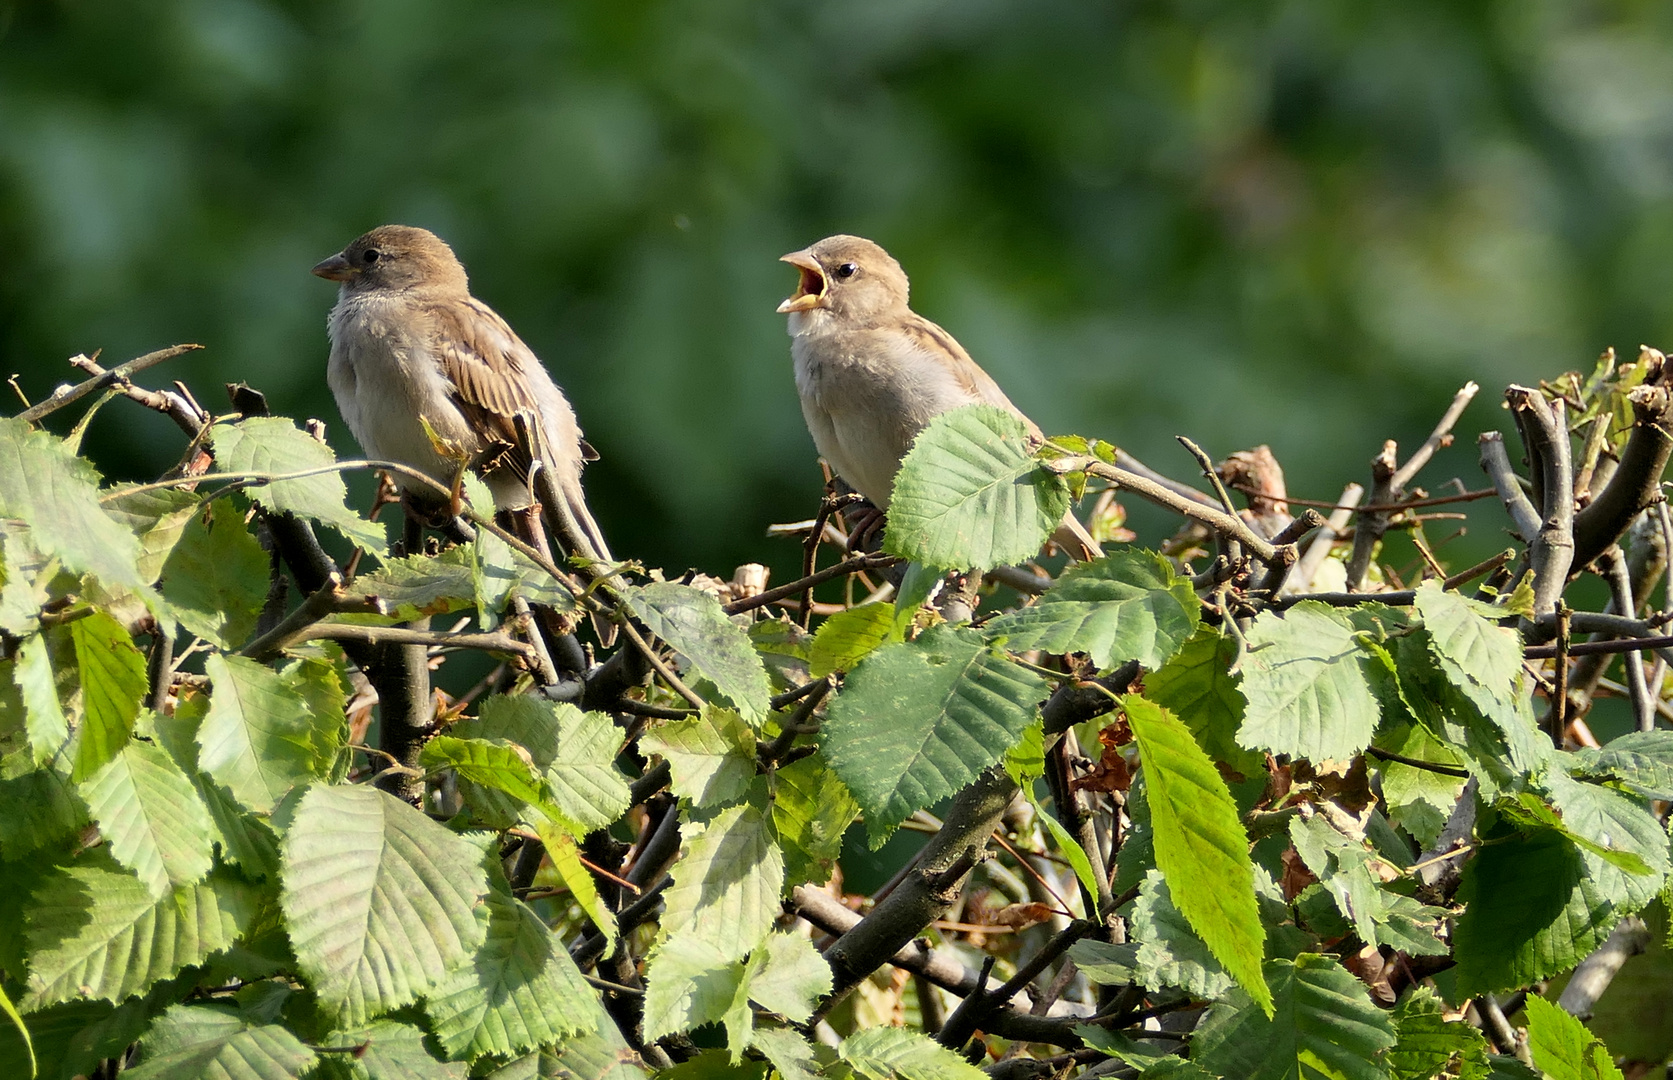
[660,804,783,962]
[209,417,385,550]
[279,784,489,1025]
[985,549,1199,669]
[1143,626,1261,775]
[78,737,214,897]
[1238,602,1378,763]
[823,624,1047,845]
[23,858,256,1009]
[629,583,771,723]
[67,611,148,781]
[1192,954,1397,1080]
[159,500,268,648]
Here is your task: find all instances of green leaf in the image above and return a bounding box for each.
[1002,717,1046,787]
[316,1020,466,1080]
[542,703,632,832]
[1289,815,1446,956]
[809,603,895,677]
[1191,954,1397,1080]
[1388,986,1491,1080]
[839,1025,988,1080]
[125,1003,317,1080]
[0,985,33,1080]
[1374,721,1467,848]
[628,582,772,723]
[1453,823,1616,997]
[198,653,344,812]
[1125,694,1269,1014]
[891,563,944,640]
[1144,626,1261,775]
[641,706,757,809]
[343,546,477,623]
[1065,939,1139,986]
[660,803,783,962]
[1129,869,1235,998]
[13,635,68,764]
[532,822,616,939]
[159,500,268,648]
[22,858,256,1009]
[883,404,1069,571]
[1523,995,1624,1080]
[751,1027,820,1080]
[769,753,859,886]
[985,549,1199,669]
[68,611,148,781]
[1025,786,1098,898]
[208,417,386,550]
[279,784,489,1025]
[1238,602,1379,763]
[744,932,830,1023]
[1415,580,1522,717]
[1572,730,1673,801]
[0,525,51,636]
[642,936,749,1047]
[78,737,214,897]
[823,623,1046,844]
[421,734,566,828]
[1543,772,1669,910]
[457,696,630,836]
[102,487,201,587]
[480,1000,648,1080]
[0,763,83,862]
[424,869,592,1060]
[0,417,148,596]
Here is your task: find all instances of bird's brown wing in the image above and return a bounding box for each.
[899,314,1100,560]
[426,297,543,463]
[897,313,1046,440]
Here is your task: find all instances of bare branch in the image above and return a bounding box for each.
[16,344,203,423]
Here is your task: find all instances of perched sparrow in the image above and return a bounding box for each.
[312,225,611,566]
[777,234,1102,561]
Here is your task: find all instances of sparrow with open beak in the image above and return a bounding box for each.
[312,224,613,573]
[778,234,1102,561]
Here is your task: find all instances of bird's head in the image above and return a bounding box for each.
[777,234,910,325]
[312,225,469,295]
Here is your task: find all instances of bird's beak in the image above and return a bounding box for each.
[777,249,828,314]
[311,252,356,281]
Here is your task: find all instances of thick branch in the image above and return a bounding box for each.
[1572,378,1673,572]
[821,768,1018,999]
[1507,388,1575,618]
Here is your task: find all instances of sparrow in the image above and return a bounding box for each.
[311,225,612,568]
[777,234,1102,561]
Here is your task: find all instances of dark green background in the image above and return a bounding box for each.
[4,0,1672,584]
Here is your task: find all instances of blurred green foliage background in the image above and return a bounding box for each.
[4,0,1673,582]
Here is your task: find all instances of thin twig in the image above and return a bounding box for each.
[726,551,903,616]
[16,344,203,423]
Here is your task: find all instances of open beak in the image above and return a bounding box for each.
[311,252,356,281]
[776,249,828,314]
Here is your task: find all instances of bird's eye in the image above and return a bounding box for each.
[835,262,859,280]
[362,249,381,264]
